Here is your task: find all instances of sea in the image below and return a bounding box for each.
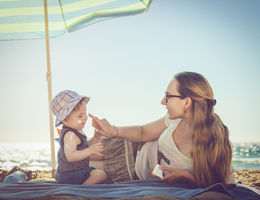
[0,142,259,171]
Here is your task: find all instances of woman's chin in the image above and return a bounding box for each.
[168,113,173,119]
[168,114,177,120]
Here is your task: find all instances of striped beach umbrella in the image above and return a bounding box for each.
[0,0,152,176]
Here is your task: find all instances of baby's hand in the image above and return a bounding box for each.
[89,142,104,157]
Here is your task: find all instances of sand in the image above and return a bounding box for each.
[234,169,260,190]
[0,168,259,190]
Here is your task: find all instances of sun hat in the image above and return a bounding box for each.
[51,90,90,127]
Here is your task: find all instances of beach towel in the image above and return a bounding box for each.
[0,179,259,200]
[2,137,258,200]
[1,138,259,200]
[33,192,235,200]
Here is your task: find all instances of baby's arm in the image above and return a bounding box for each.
[89,130,104,160]
[64,131,104,162]
[87,130,104,160]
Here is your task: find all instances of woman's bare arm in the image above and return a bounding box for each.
[89,114,167,142]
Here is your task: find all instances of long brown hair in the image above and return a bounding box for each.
[175,72,232,187]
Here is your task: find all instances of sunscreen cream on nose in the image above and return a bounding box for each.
[78,120,82,124]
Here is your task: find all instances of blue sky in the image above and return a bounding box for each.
[0,0,259,143]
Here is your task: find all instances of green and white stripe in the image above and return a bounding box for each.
[0,0,152,40]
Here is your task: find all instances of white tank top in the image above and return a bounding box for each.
[158,115,235,183]
[158,116,193,174]
[135,114,234,183]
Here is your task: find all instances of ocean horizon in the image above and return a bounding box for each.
[0,142,259,171]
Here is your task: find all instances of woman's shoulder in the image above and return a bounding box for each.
[159,117,181,141]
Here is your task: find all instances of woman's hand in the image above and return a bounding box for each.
[88,113,118,137]
[160,166,194,183]
[93,129,102,140]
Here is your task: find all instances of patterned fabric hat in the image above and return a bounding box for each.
[51,90,90,127]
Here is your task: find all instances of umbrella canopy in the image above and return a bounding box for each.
[0,0,152,176]
[0,0,152,40]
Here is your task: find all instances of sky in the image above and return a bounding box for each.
[0,0,259,144]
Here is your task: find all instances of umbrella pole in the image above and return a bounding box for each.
[44,0,56,178]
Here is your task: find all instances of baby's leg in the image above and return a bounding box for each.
[89,160,104,171]
[82,169,106,185]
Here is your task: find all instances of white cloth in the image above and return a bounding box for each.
[158,116,192,173]
[135,140,158,179]
[135,115,192,179]
[135,114,235,183]
[162,114,235,183]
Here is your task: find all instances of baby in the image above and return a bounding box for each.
[51,90,106,184]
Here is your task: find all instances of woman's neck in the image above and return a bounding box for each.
[179,118,194,137]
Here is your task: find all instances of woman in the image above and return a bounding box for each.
[89,72,234,187]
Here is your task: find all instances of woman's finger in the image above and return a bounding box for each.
[162,173,172,180]
[160,166,172,173]
[88,113,101,123]
[92,120,101,130]
[88,113,98,120]
[89,113,103,129]
[161,174,175,183]
[96,129,109,137]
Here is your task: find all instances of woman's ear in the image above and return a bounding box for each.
[185,97,192,110]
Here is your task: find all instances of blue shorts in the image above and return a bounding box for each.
[57,167,95,184]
